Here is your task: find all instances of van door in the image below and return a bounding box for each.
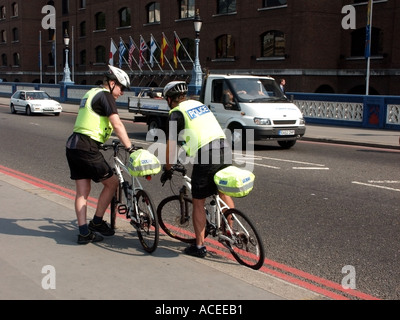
[208,79,239,129]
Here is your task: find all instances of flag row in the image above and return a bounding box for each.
[109,32,192,72]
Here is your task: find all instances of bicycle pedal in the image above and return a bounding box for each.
[118,204,128,215]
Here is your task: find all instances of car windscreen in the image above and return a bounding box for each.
[228,78,288,103]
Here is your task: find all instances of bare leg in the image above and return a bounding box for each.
[75,179,91,226]
[94,175,119,219]
[192,198,207,247]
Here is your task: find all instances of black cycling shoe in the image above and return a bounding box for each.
[88,220,115,236]
[77,231,104,245]
[184,244,207,258]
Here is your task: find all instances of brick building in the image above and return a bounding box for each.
[0,0,398,95]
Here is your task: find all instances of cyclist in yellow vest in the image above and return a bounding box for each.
[66,65,134,244]
[161,81,235,258]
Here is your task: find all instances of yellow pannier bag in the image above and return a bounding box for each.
[128,149,161,177]
[214,166,255,197]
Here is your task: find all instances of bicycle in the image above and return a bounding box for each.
[100,140,159,253]
[157,162,265,270]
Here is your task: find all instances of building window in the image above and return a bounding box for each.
[1,53,7,66]
[13,52,20,66]
[179,0,195,19]
[80,21,86,37]
[12,27,18,42]
[95,12,106,30]
[1,6,6,19]
[216,34,235,59]
[95,45,106,63]
[262,0,287,7]
[179,38,194,62]
[49,52,55,67]
[80,0,86,9]
[261,30,285,57]
[11,2,18,17]
[351,27,382,57]
[119,7,131,27]
[217,0,236,14]
[1,30,6,43]
[147,2,160,23]
[80,50,86,65]
[62,0,69,15]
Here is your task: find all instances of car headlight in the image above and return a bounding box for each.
[254,117,271,125]
[299,118,306,125]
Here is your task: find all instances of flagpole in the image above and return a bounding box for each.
[174,31,194,64]
[365,0,373,95]
[71,26,74,82]
[139,35,153,71]
[39,31,43,84]
[54,28,57,84]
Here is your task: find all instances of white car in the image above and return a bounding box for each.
[10,90,62,116]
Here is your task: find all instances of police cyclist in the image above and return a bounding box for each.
[66,65,135,244]
[161,81,235,257]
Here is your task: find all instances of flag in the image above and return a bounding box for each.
[160,34,168,67]
[109,39,117,66]
[139,36,148,68]
[128,38,135,67]
[173,34,181,69]
[365,0,373,58]
[149,35,157,67]
[119,38,127,68]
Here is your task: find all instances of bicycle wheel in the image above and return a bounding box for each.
[222,208,265,270]
[135,189,159,253]
[157,195,197,243]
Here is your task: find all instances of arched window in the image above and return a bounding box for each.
[119,7,131,27]
[179,0,195,19]
[12,27,18,42]
[261,30,285,57]
[217,0,236,14]
[351,27,382,57]
[95,45,106,63]
[2,53,7,66]
[216,34,235,59]
[1,6,6,19]
[80,21,86,37]
[147,2,160,23]
[1,30,6,43]
[11,2,18,17]
[13,52,20,66]
[95,12,106,30]
[263,0,287,8]
[80,50,86,65]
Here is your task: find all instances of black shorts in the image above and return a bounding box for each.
[191,147,231,199]
[66,148,114,183]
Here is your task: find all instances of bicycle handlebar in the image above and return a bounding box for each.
[100,140,141,153]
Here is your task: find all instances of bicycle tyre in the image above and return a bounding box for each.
[135,189,159,253]
[157,195,201,243]
[222,208,265,270]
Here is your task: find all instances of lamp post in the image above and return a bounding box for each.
[61,29,74,84]
[188,9,203,96]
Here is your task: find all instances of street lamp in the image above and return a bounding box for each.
[61,29,74,84]
[188,9,203,96]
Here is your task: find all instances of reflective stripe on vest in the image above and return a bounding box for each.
[170,100,226,157]
[73,87,113,144]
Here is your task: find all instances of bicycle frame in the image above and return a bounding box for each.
[177,169,238,241]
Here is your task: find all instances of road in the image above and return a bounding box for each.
[1,105,399,300]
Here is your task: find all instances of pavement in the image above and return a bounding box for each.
[1,98,398,302]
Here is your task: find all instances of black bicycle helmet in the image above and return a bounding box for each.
[163,81,188,99]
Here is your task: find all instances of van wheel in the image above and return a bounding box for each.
[230,124,247,151]
[278,140,296,149]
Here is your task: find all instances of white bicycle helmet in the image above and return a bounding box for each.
[105,65,130,90]
[163,81,188,99]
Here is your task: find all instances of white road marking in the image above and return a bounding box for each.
[352,181,400,192]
